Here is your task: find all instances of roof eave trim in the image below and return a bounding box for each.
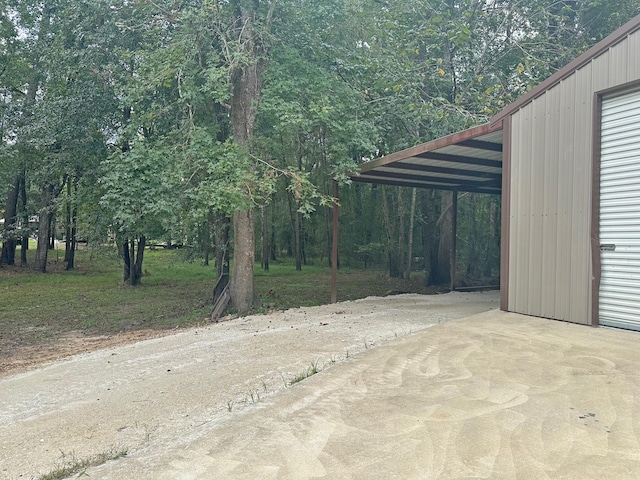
[489,14,640,125]
[360,121,503,174]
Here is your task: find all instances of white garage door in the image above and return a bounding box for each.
[599,89,640,330]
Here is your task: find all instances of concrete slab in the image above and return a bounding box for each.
[86,310,640,479]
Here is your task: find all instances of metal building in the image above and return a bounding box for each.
[355,15,640,330]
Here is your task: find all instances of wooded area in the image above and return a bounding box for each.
[1,0,639,314]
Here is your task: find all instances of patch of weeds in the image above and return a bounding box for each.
[227,401,234,412]
[79,319,98,329]
[289,360,320,386]
[38,446,128,480]
[309,359,319,376]
[242,389,261,406]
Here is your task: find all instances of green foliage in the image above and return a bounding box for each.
[99,143,174,239]
[179,132,267,218]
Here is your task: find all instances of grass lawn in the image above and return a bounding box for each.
[0,244,440,359]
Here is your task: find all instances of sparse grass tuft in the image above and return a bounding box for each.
[38,446,128,480]
[289,360,320,386]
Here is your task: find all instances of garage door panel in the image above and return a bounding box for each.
[599,89,640,331]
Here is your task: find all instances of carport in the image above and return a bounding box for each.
[348,122,504,292]
[346,15,640,330]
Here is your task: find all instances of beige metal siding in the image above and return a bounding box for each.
[555,74,576,321]
[609,40,628,86]
[529,97,547,314]
[629,33,640,79]
[542,85,560,318]
[508,30,640,324]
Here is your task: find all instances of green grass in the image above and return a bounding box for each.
[255,259,440,309]
[0,247,214,357]
[0,245,440,363]
[288,360,321,386]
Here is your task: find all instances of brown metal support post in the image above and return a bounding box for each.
[331,181,339,303]
[450,190,458,291]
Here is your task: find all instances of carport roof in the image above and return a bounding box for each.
[354,122,503,195]
[354,15,640,196]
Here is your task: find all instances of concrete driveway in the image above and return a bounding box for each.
[3,293,640,479]
[93,311,640,479]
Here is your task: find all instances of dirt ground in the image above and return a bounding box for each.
[0,291,499,479]
[0,328,183,378]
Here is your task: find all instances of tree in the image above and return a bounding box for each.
[0,1,33,266]
[224,1,272,314]
[100,143,174,285]
[1,1,119,271]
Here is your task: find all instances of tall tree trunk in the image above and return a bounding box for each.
[465,194,480,280]
[331,180,339,303]
[270,198,278,261]
[381,186,400,278]
[397,188,405,278]
[48,215,56,250]
[294,209,302,271]
[123,236,145,286]
[228,5,265,314]
[66,203,77,270]
[421,190,439,285]
[285,177,296,257]
[261,204,269,271]
[64,178,72,262]
[213,214,230,303]
[406,188,417,280]
[294,149,303,271]
[1,176,20,265]
[35,184,55,272]
[130,235,145,286]
[230,210,255,314]
[324,205,331,265]
[64,177,78,270]
[202,220,211,266]
[122,237,131,282]
[19,173,28,265]
[483,196,500,278]
[435,190,453,285]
